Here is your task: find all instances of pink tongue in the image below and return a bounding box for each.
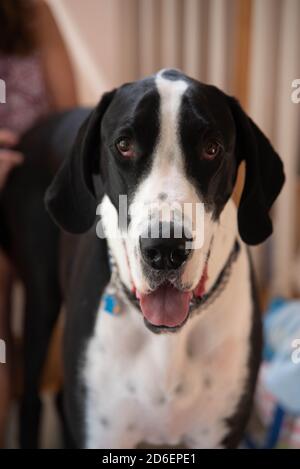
[139,284,192,327]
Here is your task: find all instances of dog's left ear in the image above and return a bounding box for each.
[45,90,116,234]
[227,97,285,245]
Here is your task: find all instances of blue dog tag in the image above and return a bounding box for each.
[103,293,121,316]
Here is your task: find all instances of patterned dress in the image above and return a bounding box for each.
[0,52,50,249]
[0,52,50,134]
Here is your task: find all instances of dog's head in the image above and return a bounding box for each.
[46,69,284,333]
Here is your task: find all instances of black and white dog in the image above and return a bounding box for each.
[46,69,284,449]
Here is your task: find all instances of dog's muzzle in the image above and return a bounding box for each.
[135,222,194,330]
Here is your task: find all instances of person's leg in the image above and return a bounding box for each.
[0,249,13,447]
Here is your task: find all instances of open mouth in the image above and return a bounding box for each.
[136,282,193,330]
[134,264,208,331]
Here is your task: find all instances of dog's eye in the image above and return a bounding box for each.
[116,137,135,158]
[202,140,221,160]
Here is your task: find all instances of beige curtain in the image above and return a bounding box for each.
[248,0,300,295]
[48,0,241,99]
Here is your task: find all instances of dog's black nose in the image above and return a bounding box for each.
[140,223,192,270]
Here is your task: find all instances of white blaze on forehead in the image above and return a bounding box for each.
[128,71,199,229]
[128,72,193,224]
[155,72,188,166]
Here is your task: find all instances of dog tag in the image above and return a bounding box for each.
[103,293,122,316]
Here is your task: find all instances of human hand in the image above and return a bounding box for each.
[0,129,23,189]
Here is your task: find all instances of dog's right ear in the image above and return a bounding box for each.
[45,90,116,233]
[226,96,285,245]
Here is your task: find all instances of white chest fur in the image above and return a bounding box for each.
[82,246,252,449]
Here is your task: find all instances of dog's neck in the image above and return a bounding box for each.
[204,199,240,292]
[100,195,133,291]
[100,197,242,379]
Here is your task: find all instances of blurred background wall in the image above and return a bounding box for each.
[47,0,300,298]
